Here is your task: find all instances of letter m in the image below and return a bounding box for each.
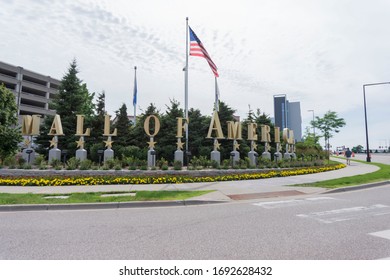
[22,115,41,136]
[227,121,242,140]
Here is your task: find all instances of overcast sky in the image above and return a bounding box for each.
[1,0,390,150]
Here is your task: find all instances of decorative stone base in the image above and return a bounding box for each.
[174,150,183,165]
[230,150,240,166]
[211,151,221,165]
[262,152,271,160]
[147,149,156,167]
[104,148,114,162]
[49,148,61,164]
[76,149,87,161]
[248,151,258,166]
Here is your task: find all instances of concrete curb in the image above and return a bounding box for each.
[324,181,390,194]
[0,200,227,212]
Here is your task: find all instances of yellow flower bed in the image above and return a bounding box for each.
[0,164,345,187]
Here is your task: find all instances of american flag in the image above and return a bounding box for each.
[189,26,219,78]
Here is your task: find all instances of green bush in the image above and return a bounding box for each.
[17,156,26,168]
[79,159,92,170]
[34,154,45,166]
[39,161,48,170]
[3,155,17,167]
[23,163,32,169]
[50,158,62,168]
[157,157,168,169]
[104,159,116,169]
[173,160,182,170]
[66,157,80,170]
[211,160,219,169]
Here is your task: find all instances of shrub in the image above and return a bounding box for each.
[157,157,168,169]
[34,154,45,166]
[211,160,219,169]
[50,158,62,168]
[39,161,48,170]
[173,160,182,170]
[66,157,80,170]
[79,159,92,170]
[222,159,230,169]
[104,159,116,169]
[23,163,32,169]
[3,155,17,168]
[17,157,26,168]
[140,165,148,170]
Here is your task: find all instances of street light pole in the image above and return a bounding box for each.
[363,82,390,162]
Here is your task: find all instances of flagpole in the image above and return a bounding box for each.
[133,66,137,126]
[185,17,189,156]
[215,77,219,112]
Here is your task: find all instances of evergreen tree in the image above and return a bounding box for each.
[36,59,95,156]
[188,108,211,157]
[0,84,22,163]
[114,103,131,147]
[158,99,184,162]
[89,91,106,144]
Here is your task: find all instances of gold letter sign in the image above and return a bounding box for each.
[48,114,64,135]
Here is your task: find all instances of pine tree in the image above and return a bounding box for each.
[36,59,95,156]
[158,99,184,162]
[114,103,131,147]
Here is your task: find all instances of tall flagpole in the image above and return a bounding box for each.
[185,17,189,155]
[215,77,219,112]
[133,66,137,125]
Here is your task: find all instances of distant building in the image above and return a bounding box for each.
[273,94,302,142]
[0,61,60,122]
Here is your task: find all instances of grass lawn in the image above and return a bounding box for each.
[0,190,212,205]
[298,160,390,188]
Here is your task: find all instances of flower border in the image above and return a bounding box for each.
[0,164,346,187]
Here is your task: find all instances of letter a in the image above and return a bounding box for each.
[206,111,224,139]
[48,114,64,136]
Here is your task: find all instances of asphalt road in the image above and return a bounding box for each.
[1,185,390,260]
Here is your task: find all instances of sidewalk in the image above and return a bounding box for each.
[0,158,380,203]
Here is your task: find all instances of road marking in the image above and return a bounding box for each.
[369,229,390,240]
[297,204,390,224]
[369,230,390,260]
[252,197,336,209]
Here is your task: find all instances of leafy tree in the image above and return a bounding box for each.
[352,145,363,153]
[301,126,321,147]
[311,110,346,158]
[36,59,95,156]
[0,84,22,163]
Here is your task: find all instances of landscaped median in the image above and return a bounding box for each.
[300,160,390,188]
[0,164,346,187]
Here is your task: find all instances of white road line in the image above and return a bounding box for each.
[253,197,336,209]
[369,229,390,240]
[297,204,390,224]
[369,230,390,260]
